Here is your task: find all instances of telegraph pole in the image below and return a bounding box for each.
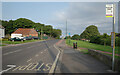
[66,20,67,39]
[41,27,42,40]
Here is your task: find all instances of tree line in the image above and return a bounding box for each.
[70,25,120,46]
[1,18,62,39]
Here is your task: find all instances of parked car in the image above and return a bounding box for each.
[10,37,25,41]
[32,36,40,40]
[24,37,32,40]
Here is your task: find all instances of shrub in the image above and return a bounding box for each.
[90,35,102,44]
[2,38,8,41]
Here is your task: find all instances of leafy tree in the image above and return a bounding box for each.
[51,29,62,39]
[90,35,102,44]
[102,33,109,46]
[2,18,62,39]
[71,34,80,40]
[64,36,71,39]
[2,20,15,34]
[13,18,34,28]
[80,25,100,40]
[43,25,53,36]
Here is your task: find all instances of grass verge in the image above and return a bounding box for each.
[1,40,43,45]
[66,39,120,58]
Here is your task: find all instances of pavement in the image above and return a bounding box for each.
[55,40,111,73]
[1,39,113,75]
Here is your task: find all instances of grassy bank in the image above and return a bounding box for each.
[66,39,120,55]
[2,40,42,45]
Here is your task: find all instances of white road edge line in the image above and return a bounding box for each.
[48,44,61,74]
[0,65,16,74]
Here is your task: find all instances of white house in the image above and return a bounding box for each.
[0,25,5,38]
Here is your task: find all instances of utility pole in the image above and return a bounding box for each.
[41,27,42,40]
[50,27,52,39]
[66,20,67,39]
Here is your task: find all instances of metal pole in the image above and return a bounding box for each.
[41,27,42,40]
[112,4,115,71]
[66,20,67,39]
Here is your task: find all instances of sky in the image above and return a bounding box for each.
[2,2,119,37]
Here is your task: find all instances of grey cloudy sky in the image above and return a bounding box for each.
[47,2,118,37]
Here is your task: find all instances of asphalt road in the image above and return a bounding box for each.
[2,40,60,74]
[2,39,113,74]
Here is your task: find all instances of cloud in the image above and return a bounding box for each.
[48,2,118,36]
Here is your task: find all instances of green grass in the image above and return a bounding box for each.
[2,40,42,45]
[0,44,6,46]
[66,39,120,54]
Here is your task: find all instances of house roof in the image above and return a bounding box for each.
[12,28,38,35]
[0,25,4,29]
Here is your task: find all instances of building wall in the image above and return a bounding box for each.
[29,34,38,37]
[22,34,38,37]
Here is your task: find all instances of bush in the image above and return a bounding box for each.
[2,38,9,41]
[90,35,111,46]
[90,35,102,44]
[116,37,120,46]
[106,37,111,46]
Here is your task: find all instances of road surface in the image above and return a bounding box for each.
[2,39,111,75]
[2,40,60,74]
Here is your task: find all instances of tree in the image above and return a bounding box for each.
[90,35,102,44]
[71,34,80,40]
[2,18,62,39]
[2,20,15,34]
[102,33,109,46]
[80,25,100,40]
[13,18,35,28]
[51,29,62,39]
[43,25,53,36]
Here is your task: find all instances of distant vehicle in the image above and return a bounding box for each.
[24,37,32,40]
[32,36,40,40]
[11,34,22,38]
[10,37,25,41]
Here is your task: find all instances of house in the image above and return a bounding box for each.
[0,25,5,38]
[11,28,38,38]
[81,39,90,41]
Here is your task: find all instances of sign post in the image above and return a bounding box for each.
[106,4,115,71]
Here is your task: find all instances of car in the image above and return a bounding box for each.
[10,37,25,41]
[24,37,32,40]
[32,36,39,40]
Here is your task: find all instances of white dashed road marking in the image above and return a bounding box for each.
[3,49,22,56]
[27,46,33,49]
[35,54,39,57]
[27,59,32,62]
